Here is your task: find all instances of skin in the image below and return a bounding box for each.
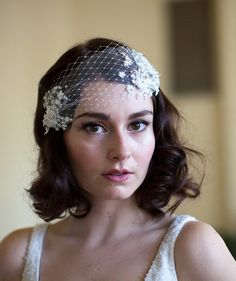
[0,82,236,281]
[63,82,155,202]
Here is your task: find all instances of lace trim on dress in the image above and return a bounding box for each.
[144,214,196,281]
[21,224,48,281]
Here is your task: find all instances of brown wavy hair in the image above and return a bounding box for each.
[29,37,204,221]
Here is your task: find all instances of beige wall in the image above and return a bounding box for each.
[0,0,236,239]
[215,0,236,231]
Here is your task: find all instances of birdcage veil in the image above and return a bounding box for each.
[42,42,160,134]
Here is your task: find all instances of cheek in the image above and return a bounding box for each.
[143,145,155,164]
[137,135,155,164]
[66,139,102,170]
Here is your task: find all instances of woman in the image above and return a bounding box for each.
[0,38,235,281]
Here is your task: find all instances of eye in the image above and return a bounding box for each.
[82,122,107,134]
[128,120,149,132]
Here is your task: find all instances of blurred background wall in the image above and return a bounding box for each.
[0,0,235,240]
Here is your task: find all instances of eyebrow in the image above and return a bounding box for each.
[75,110,153,121]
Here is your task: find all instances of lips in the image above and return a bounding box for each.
[102,169,133,182]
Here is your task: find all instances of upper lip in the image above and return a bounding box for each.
[102,169,132,175]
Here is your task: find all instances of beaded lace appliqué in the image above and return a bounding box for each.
[43,86,73,134]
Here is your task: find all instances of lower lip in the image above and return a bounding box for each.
[102,173,132,183]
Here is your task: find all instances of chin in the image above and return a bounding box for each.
[98,186,137,201]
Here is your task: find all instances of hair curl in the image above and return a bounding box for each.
[29,37,204,221]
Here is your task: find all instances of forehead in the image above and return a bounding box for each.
[74,81,154,116]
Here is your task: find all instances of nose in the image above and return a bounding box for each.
[107,131,131,162]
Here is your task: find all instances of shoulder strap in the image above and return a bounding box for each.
[21,224,48,281]
[145,215,196,281]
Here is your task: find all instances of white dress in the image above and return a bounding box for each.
[21,215,196,281]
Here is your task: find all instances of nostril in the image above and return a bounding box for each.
[108,150,131,161]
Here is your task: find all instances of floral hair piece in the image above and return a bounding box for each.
[42,43,160,134]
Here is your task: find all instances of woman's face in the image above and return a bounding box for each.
[64,81,155,201]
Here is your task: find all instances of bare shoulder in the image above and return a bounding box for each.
[0,227,33,281]
[175,220,236,281]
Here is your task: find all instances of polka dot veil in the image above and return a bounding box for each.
[42,42,160,134]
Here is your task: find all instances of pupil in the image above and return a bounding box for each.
[133,123,140,129]
[90,125,99,132]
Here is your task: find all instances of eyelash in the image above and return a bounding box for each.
[81,120,150,135]
[81,122,107,134]
[128,120,150,132]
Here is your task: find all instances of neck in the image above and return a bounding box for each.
[63,196,153,246]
